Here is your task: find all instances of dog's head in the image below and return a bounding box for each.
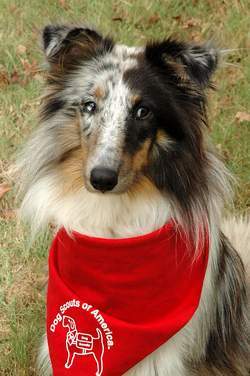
[63,315,76,331]
[40,25,218,194]
[18,24,230,238]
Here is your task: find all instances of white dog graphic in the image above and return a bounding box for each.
[63,315,104,375]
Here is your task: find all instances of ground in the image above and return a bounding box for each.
[0,0,249,374]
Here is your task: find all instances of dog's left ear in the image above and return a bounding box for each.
[145,39,219,88]
[42,24,113,69]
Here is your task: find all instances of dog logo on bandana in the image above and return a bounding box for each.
[63,315,104,375]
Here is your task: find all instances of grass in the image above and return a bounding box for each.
[0,0,249,374]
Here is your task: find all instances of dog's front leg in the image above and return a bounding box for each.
[65,342,76,368]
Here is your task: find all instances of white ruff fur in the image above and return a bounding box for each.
[20,173,171,238]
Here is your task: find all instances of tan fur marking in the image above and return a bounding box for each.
[59,147,86,194]
[57,117,86,194]
[132,139,151,172]
[130,94,142,105]
[94,86,105,99]
[156,129,169,146]
[128,175,158,197]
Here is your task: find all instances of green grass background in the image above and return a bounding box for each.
[0,0,249,374]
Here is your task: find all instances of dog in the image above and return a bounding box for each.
[63,315,104,375]
[16,24,250,375]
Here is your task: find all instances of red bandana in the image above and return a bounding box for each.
[47,222,209,376]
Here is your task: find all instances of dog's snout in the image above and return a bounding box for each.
[90,167,118,192]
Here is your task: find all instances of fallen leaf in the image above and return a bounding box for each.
[58,0,70,9]
[20,58,40,79]
[17,44,27,54]
[183,18,201,29]
[173,15,181,22]
[10,70,20,83]
[0,183,11,199]
[9,4,17,12]
[147,13,160,25]
[112,8,128,22]
[112,16,123,22]
[0,70,9,87]
[0,209,16,220]
[235,111,250,123]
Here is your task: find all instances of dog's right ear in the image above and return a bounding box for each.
[146,39,219,89]
[42,24,113,69]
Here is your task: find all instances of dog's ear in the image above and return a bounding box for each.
[42,24,113,68]
[145,39,219,88]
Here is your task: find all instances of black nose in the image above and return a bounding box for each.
[90,167,118,192]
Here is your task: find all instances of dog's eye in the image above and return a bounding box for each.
[82,101,97,114]
[135,106,151,120]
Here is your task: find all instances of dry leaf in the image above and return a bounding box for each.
[0,70,9,87]
[183,18,201,29]
[112,16,123,22]
[235,111,250,123]
[58,0,70,10]
[0,209,16,219]
[112,8,128,22]
[9,4,17,12]
[17,44,27,54]
[20,58,39,77]
[173,15,181,22]
[147,14,160,25]
[0,183,11,199]
[10,70,20,83]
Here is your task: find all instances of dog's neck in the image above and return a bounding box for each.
[55,182,171,238]
[21,174,171,238]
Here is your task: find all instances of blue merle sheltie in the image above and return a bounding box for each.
[16,24,249,375]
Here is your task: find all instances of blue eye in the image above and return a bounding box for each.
[82,101,97,114]
[135,106,150,120]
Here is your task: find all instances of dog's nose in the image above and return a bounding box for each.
[90,167,118,192]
